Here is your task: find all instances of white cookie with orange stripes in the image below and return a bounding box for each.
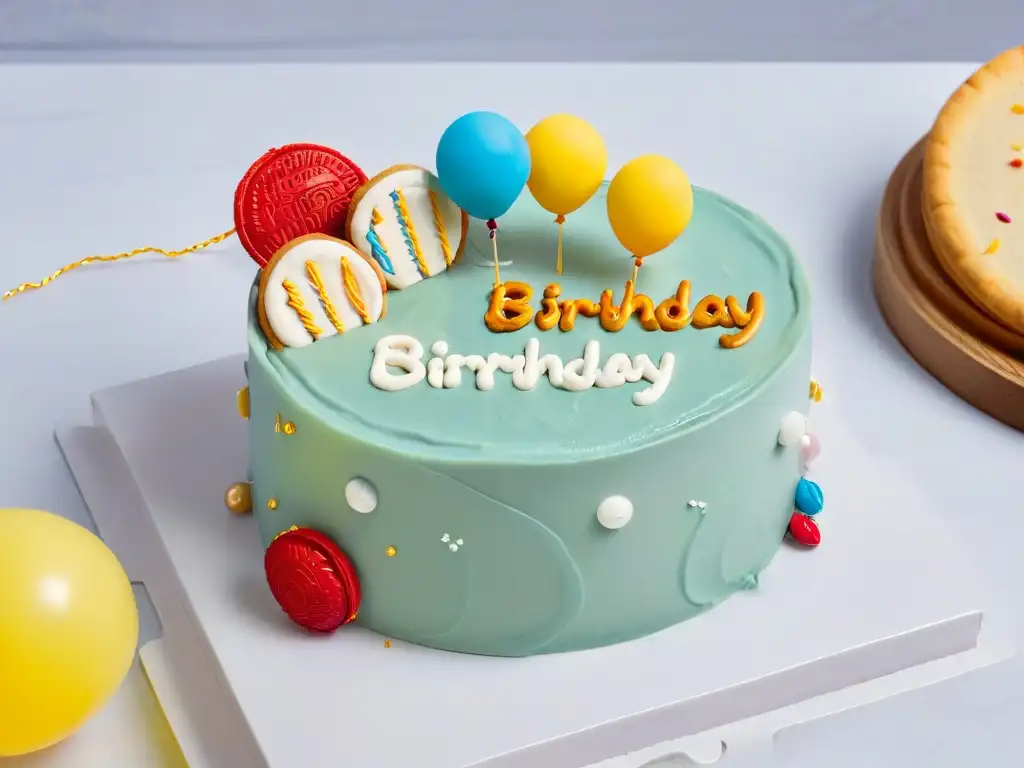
[258,234,387,350]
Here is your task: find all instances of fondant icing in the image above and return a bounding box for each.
[245,183,812,656]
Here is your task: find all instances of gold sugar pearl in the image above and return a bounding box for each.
[283,422,296,435]
[267,498,278,510]
[384,639,393,648]
[386,545,397,557]
[224,482,252,515]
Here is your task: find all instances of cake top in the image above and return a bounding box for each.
[248,182,809,462]
[924,45,1024,334]
[240,111,810,463]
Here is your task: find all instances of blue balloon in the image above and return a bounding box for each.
[435,111,531,221]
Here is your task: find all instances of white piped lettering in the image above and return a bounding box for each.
[370,336,675,405]
[370,335,427,391]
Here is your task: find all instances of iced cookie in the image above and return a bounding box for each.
[346,165,468,290]
[235,144,368,268]
[258,234,387,349]
[923,45,1024,334]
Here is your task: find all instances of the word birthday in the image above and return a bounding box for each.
[485,279,764,348]
[370,335,675,406]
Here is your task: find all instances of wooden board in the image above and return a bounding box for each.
[873,140,1024,432]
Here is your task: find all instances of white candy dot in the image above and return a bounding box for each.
[431,340,449,357]
[778,411,807,446]
[345,478,378,514]
[596,496,633,530]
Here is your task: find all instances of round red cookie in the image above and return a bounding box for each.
[264,527,362,632]
[234,144,368,268]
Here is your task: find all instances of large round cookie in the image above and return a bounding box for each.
[923,46,1024,334]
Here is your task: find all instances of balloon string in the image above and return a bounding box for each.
[555,214,566,276]
[487,218,501,286]
[491,234,502,286]
[3,228,237,301]
[630,256,643,286]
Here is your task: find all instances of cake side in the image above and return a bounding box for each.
[246,318,810,655]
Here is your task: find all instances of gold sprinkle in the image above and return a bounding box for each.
[237,387,250,420]
[267,498,278,510]
[283,421,296,435]
[808,379,823,403]
[1012,143,1023,152]
[983,239,1001,255]
[348,611,358,622]
[271,525,298,542]
[1012,104,1024,115]
[384,639,393,648]
[386,545,397,557]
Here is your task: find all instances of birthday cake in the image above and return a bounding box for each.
[227,113,824,657]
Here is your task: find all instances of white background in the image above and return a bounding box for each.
[0,61,1021,765]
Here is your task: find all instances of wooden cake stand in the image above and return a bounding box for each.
[873,139,1024,432]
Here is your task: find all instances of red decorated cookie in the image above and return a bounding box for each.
[234,144,368,268]
[264,527,361,632]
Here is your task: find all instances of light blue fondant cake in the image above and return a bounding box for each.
[244,182,812,657]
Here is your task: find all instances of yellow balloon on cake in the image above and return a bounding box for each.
[526,114,607,215]
[0,508,139,757]
[525,114,608,275]
[607,155,694,268]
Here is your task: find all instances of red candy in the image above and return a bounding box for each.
[264,527,361,632]
[234,144,368,268]
[787,512,821,548]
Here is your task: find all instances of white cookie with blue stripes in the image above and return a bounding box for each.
[346,164,468,290]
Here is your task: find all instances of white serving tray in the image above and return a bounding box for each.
[56,356,1012,768]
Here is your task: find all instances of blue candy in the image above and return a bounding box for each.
[794,478,824,516]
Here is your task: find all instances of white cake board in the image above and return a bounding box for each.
[55,357,1012,768]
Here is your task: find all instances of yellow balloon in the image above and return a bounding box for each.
[0,509,138,757]
[607,154,694,259]
[525,114,608,216]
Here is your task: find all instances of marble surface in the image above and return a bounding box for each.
[0,62,1021,766]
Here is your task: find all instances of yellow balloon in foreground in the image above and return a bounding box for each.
[607,154,694,259]
[525,114,608,216]
[0,508,138,757]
